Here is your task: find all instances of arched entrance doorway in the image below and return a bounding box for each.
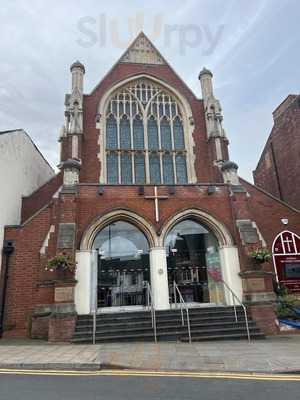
[75,209,242,314]
[165,219,225,305]
[92,220,150,309]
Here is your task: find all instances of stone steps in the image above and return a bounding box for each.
[77,308,246,324]
[72,306,265,343]
[75,316,250,332]
[180,332,265,342]
[73,320,257,336]
[72,327,263,343]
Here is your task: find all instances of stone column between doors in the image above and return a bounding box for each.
[149,247,170,310]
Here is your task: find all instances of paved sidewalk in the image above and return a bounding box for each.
[0,340,102,370]
[1,336,300,373]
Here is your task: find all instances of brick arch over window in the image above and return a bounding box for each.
[97,75,196,184]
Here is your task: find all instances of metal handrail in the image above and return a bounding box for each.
[210,276,251,343]
[92,306,96,345]
[92,284,157,345]
[173,281,192,343]
[146,282,157,343]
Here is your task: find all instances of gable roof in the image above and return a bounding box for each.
[0,128,54,173]
[89,31,199,100]
[272,94,298,121]
[254,94,300,172]
[0,128,24,136]
[240,177,300,214]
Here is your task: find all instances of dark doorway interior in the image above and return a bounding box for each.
[93,220,150,308]
[97,255,150,308]
[166,219,220,303]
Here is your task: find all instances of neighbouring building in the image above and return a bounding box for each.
[0,129,54,336]
[0,129,54,271]
[1,33,300,343]
[253,94,300,210]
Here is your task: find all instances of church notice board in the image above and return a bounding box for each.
[272,230,300,293]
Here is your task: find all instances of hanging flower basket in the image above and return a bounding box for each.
[45,254,76,274]
[249,248,272,269]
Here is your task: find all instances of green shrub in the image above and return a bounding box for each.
[276,294,300,319]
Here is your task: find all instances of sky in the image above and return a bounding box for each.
[1,0,300,181]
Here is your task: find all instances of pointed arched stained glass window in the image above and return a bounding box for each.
[106,115,118,149]
[121,154,132,184]
[161,117,172,150]
[147,116,159,150]
[107,153,118,184]
[163,155,174,184]
[105,78,191,185]
[133,116,144,150]
[149,154,161,184]
[120,116,131,149]
[173,117,185,150]
[176,155,188,184]
[135,154,145,184]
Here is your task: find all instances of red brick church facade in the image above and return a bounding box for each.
[1,33,300,341]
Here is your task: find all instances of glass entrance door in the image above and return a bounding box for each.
[97,255,150,308]
[167,249,209,303]
[92,220,150,309]
[165,219,223,304]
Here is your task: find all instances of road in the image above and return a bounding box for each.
[0,370,299,400]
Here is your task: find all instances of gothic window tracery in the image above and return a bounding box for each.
[105,79,188,184]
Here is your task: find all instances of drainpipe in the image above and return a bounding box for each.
[0,240,14,337]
